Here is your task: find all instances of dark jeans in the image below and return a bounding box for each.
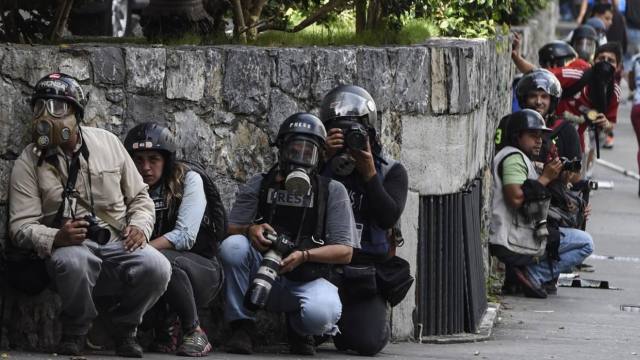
[158,249,223,331]
[333,293,390,356]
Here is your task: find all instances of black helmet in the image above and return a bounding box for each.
[276,113,326,174]
[538,41,577,68]
[319,85,377,127]
[276,113,327,147]
[516,69,562,115]
[506,109,551,146]
[571,25,598,43]
[31,73,87,120]
[571,25,598,62]
[124,122,176,156]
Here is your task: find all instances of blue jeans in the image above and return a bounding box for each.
[526,227,594,286]
[218,234,342,336]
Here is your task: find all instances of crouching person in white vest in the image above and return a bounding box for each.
[490,109,594,298]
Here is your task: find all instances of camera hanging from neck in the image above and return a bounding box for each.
[50,128,95,228]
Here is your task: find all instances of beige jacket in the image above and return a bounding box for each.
[9,127,155,258]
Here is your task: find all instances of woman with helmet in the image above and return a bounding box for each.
[319,85,409,356]
[490,109,593,299]
[218,113,357,356]
[124,122,223,357]
[9,73,170,358]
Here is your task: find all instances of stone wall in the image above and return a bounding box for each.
[0,7,557,347]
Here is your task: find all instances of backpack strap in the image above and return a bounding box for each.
[313,175,330,244]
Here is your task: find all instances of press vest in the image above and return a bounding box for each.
[256,168,331,281]
[489,146,547,256]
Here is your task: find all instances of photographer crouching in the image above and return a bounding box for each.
[8,73,171,357]
[319,85,411,356]
[219,113,358,355]
[490,109,593,299]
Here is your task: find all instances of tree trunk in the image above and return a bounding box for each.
[49,0,74,42]
[231,0,247,43]
[355,0,367,33]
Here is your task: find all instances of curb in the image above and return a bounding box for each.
[419,302,500,344]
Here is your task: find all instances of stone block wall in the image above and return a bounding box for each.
[0,11,556,346]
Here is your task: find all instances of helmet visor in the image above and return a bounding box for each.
[574,38,596,61]
[33,98,71,118]
[284,139,320,167]
[326,93,373,126]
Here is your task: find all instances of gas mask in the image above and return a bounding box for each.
[573,38,596,62]
[590,60,616,113]
[31,98,78,150]
[279,137,320,196]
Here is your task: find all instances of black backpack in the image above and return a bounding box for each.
[179,160,228,258]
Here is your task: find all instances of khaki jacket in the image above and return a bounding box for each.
[9,127,155,258]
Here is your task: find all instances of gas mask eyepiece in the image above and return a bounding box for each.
[280,137,320,196]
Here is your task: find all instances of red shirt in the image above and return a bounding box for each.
[549,60,621,150]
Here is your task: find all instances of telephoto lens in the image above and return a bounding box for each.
[243,232,296,311]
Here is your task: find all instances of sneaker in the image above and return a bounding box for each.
[603,134,614,149]
[114,326,143,358]
[177,328,212,357]
[57,334,85,356]
[287,319,315,356]
[150,314,181,353]
[513,267,547,299]
[225,320,254,354]
[543,278,558,295]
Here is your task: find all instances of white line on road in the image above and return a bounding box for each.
[588,254,640,263]
[596,159,640,180]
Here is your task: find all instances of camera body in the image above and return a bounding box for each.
[83,215,111,245]
[344,125,368,151]
[561,157,582,172]
[243,231,296,311]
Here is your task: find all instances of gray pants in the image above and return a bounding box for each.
[45,241,171,335]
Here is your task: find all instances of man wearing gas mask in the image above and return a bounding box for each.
[8,73,171,357]
[218,113,357,356]
[319,85,410,356]
[490,109,592,299]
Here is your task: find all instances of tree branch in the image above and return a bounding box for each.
[289,0,349,33]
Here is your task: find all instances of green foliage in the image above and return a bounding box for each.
[421,0,550,38]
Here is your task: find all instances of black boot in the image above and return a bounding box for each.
[287,319,315,356]
[114,325,143,358]
[225,319,254,354]
[57,334,86,356]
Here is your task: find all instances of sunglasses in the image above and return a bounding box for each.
[33,98,72,118]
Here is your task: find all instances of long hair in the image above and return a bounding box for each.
[164,160,188,218]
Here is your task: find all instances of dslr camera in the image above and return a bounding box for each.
[344,124,368,151]
[83,215,111,245]
[243,231,296,311]
[561,157,582,172]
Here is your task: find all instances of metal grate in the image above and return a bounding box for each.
[416,178,487,336]
[620,305,640,312]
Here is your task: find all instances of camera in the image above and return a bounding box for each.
[243,231,296,311]
[344,125,368,151]
[561,157,582,172]
[83,215,111,245]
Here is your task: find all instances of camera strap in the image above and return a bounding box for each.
[52,142,89,228]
